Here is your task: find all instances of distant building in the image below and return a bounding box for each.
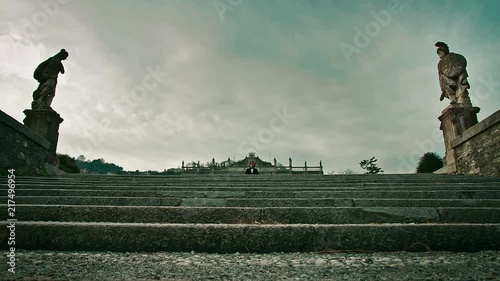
[181,152,323,175]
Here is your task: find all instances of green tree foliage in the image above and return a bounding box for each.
[76,157,124,174]
[416,152,443,173]
[359,157,383,174]
[73,155,181,175]
[57,154,80,173]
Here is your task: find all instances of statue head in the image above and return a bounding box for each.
[435,42,449,59]
[58,49,69,60]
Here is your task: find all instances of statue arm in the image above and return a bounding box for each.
[438,68,446,101]
[60,62,65,74]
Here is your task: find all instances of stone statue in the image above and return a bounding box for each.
[31,49,69,110]
[435,42,472,107]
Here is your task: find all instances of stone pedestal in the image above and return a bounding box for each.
[23,109,64,167]
[438,104,480,171]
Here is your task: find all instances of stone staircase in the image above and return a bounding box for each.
[2,173,500,252]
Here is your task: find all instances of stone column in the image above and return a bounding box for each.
[438,104,480,172]
[23,109,64,167]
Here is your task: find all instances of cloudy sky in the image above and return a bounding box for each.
[1,0,499,173]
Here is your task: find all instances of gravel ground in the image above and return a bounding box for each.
[1,250,499,280]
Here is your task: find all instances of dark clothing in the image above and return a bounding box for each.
[32,53,65,109]
[245,168,259,174]
[43,56,65,79]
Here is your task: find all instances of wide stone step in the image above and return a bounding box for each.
[13,179,500,186]
[229,198,500,208]
[13,189,500,199]
[14,183,500,190]
[14,174,500,184]
[13,196,500,207]
[16,196,183,206]
[6,205,500,224]
[3,221,499,252]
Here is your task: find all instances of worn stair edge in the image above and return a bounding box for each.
[12,184,500,191]
[4,205,500,224]
[12,197,500,207]
[15,173,500,182]
[2,222,499,253]
[12,189,500,199]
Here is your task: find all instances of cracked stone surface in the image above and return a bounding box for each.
[2,250,499,280]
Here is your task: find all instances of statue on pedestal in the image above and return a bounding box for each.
[31,49,69,110]
[435,42,481,172]
[435,42,472,107]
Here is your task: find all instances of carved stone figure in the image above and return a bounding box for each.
[31,49,69,110]
[435,42,472,107]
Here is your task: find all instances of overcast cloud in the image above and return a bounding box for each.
[1,0,499,173]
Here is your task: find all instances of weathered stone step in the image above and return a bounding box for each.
[3,221,499,252]
[14,196,500,207]
[13,183,500,189]
[6,205,500,224]
[14,183,500,190]
[13,189,500,199]
[14,174,500,184]
[16,196,183,206]
[15,196,182,206]
[229,198,500,208]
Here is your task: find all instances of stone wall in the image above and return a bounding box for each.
[451,109,500,177]
[0,109,50,175]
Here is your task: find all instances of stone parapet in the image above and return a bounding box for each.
[451,109,500,177]
[0,109,50,175]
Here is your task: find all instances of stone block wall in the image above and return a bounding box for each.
[0,109,50,175]
[451,110,500,177]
